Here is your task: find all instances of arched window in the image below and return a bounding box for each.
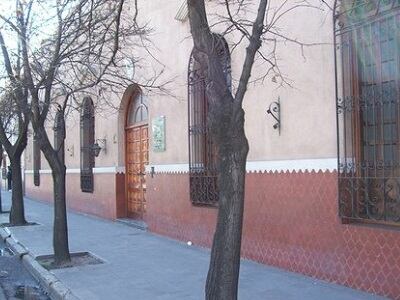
[336,1,400,224]
[80,97,95,193]
[188,36,231,206]
[126,92,148,126]
[33,134,41,186]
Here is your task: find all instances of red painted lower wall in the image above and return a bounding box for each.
[25,172,125,220]
[24,170,400,298]
[146,171,400,300]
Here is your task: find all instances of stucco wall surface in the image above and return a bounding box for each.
[146,171,400,300]
[23,0,339,172]
[25,173,120,219]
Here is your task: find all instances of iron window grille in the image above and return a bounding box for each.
[33,134,41,186]
[80,97,95,193]
[335,0,400,225]
[188,36,231,206]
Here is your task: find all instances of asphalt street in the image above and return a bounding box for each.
[0,233,49,300]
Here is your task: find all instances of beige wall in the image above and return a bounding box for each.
[24,0,338,172]
[141,0,338,165]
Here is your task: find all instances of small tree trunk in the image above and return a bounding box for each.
[206,110,249,300]
[52,166,70,265]
[51,109,70,266]
[9,155,27,225]
[0,148,3,213]
[0,177,2,212]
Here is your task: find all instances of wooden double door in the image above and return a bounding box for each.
[125,124,148,219]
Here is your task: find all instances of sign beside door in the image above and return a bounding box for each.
[152,116,166,152]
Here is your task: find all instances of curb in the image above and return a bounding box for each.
[0,227,80,300]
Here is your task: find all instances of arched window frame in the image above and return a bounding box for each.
[188,35,231,206]
[126,92,148,127]
[335,0,400,225]
[80,97,95,193]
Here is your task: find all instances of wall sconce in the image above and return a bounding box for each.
[267,97,281,135]
[92,138,107,157]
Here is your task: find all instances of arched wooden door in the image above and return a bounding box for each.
[125,92,149,219]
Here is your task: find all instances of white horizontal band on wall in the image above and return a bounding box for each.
[25,166,126,175]
[146,158,338,173]
[246,158,337,173]
[25,158,338,175]
[145,164,189,173]
[25,170,52,174]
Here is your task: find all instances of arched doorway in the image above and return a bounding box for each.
[125,91,149,219]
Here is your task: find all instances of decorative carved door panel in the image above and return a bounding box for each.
[126,124,148,219]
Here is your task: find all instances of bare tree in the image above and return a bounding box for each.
[0,143,4,213]
[0,78,30,226]
[0,0,31,225]
[187,0,328,299]
[0,0,162,266]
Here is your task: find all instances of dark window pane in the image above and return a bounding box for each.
[80,97,95,193]
[33,136,40,187]
[337,3,400,223]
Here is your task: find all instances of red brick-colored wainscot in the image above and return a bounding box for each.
[25,172,125,220]
[145,173,217,248]
[145,171,400,299]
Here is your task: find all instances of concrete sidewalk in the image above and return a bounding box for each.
[0,192,386,300]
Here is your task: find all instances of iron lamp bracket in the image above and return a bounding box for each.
[267,98,281,135]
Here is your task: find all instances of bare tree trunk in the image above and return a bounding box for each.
[1,127,29,226]
[186,1,267,297]
[0,146,3,213]
[37,128,70,265]
[50,109,70,265]
[52,166,70,265]
[38,142,71,265]
[206,107,249,300]
[33,110,71,266]
[9,154,26,225]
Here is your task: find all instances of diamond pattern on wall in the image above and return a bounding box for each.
[146,171,400,299]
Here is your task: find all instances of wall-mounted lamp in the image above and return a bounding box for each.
[267,97,281,135]
[92,138,107,157]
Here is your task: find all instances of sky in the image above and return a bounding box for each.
[0,1,17,90]
[0,0,57,89]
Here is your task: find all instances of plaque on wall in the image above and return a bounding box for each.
[152,116,166,152]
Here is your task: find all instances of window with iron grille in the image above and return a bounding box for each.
[33,134,40,186]
[80,97,95,193]
[335,1,400,225]
[188,36,231,206]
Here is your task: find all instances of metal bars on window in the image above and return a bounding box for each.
[33,135,40,187]
[188,36,231,206]
[80,97,95,193]
[335,1,400,224]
